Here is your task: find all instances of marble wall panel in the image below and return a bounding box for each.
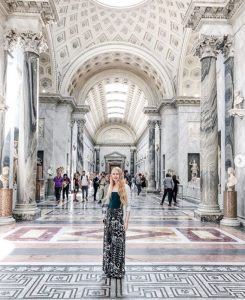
[177,106,200,197]
[83,130,94,173]
[38,103,72,180]
[161,108,178,179]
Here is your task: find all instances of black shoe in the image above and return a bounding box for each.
[160,202,163,205]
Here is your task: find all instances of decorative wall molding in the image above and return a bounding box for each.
[0,0,59,24]
[184,0,245,30]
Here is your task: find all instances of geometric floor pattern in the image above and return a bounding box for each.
[1,190,245,299]
[0,264,245,299]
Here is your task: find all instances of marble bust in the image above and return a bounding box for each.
[234,91,244,109]
[0,166,10,188]
[226,167,237,191]
[47,166,53,177]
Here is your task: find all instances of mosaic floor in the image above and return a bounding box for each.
[1,191,245,299]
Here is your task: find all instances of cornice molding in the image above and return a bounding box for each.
[183,0,244,30]
[39,93,90,114]
[1,0,59,24]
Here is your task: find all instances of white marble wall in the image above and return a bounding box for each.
[38,102,72,180]
[83,129,94,173]
[136,129,148,175]
[233,8,245,220]
[176,106,200,197]
[161,108,178,178]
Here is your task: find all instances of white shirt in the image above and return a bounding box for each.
[81,175,89,186]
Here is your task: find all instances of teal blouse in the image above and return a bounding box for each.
[108,192,121,209]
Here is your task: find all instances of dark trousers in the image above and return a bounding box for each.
[55,187,62,201]
[62,185,69,200]
[82,186,88,199]
[172,190,178,203]
[161,188,173,205]
[93,185,98,200]
[136,184,141,195]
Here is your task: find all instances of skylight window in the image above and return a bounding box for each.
[105,83,128,119]
[96,0,145,8]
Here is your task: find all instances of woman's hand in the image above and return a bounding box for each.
[124,222,128,231]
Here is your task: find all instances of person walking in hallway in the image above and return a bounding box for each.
[81,170,89,202]
[160,173,174,206]
[172,175,180,206]
[102,167,131,279]
[62,173,70,201]
[93,172,100,201]
[53,168,63,203]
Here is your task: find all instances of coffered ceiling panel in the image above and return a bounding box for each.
[52,0,190,77]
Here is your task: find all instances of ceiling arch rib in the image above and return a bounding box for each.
[60,43,175,102]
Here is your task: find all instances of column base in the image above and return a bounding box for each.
[195,207,223,223]
[0,216,15,225]
[220,218,240,227]
[13,204,41,221]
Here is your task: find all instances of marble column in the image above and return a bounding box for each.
[157,120,162,191]
[130,148,136,176]
[94,147,100,173]
[195,35,222,221]
[76,119,85,173]
[147,120,157,192]
[13,32,47,221]
[223,36,235,171]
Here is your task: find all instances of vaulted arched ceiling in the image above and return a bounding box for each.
[41,0,200,142]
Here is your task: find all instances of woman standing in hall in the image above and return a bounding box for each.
[102,167,131,278]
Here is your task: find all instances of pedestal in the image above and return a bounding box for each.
[36,179,45,203]
[47,178,54,198]
[220,191,240,227]
[0,188,15,224]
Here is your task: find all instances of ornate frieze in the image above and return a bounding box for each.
[4,29,48,54]
[194,35,223,59]
[1,0,58,24]
[184,0,244,30]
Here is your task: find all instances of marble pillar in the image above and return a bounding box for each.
[223,37,235,171]
[147,120,157,192]
[157,120,162,191]
[95,147,100,173]
[195,35,222,221]
[76,119,85,173]
[130,148,135,176]
[13,32,46,220]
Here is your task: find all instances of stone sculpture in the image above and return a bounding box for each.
[226,167,237,191]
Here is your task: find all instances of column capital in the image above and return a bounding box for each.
[76,119,86,129]
[147,120,157,128]
[195,35,223,59]
[4,29,48,54]
[220,35,234,60]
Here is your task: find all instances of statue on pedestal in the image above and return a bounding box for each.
[229,90,245,118]
[190,159,199,181]
[226,167,237,191]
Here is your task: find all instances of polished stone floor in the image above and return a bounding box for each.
[0,189,245,299]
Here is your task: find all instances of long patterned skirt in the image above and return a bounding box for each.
[103,208,125,278]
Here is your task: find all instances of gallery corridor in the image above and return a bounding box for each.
[0,190,245,299]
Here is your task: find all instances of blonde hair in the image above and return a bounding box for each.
[106,167,128,207]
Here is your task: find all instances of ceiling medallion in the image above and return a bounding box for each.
[94,0,146,8]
